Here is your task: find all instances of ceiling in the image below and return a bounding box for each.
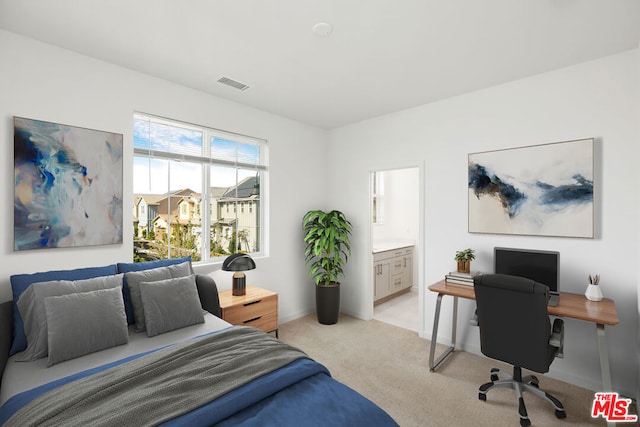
[1,1,639,129]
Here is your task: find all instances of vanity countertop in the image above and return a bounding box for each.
[372,242,414,254]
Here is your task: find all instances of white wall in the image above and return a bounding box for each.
[0,30,328,323]
[1,27,638,400]
[327,49,639,397]
[372,168,419,245]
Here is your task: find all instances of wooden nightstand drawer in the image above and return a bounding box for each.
[219,286,278,335]
[222,294,277,325]
[237,310,277,333]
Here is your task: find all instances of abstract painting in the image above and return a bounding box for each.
[14,117,123,250]
[468,138,594,238]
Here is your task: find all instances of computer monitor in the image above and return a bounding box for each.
[494,247,560,303]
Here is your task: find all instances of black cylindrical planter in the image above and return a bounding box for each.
[316,283,340,325]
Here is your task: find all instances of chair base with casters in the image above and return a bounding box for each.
[478,365,566,427]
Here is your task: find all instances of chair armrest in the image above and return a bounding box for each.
[195,274,221,318]
[549,318,564,359]
[0,301,14,387]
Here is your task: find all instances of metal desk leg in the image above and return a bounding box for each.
[596,324,614,427]
[596,324,612,391]
[429,293,458,372]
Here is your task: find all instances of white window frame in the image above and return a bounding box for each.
[372,171,385,224]
[133,112,268,264]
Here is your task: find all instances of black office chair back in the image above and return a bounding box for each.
[474,274,555,373]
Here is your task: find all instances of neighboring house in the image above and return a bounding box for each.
[215,176,260,253]
[134,194,164,238]
[133,196,141,224]
[134,189,193,238]
[149,189,196,242]
[133,182,259,258]
[209,186,228,225]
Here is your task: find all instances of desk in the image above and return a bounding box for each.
[428,280,619,392]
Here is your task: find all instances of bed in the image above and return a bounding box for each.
[0,260,397,426]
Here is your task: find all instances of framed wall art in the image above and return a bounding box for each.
[468,138,594,238]
[14,117,123,250]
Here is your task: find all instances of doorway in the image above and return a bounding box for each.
[370,167,420,332]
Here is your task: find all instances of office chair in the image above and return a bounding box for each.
[473,274,566,427]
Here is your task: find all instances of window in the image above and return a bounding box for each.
[133,113,267,263]
[372,171,384,224]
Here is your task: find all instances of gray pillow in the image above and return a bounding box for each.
[44,287,128,366]
[139,275,204,337]
[15,274,123,361]
[124,261,193,332]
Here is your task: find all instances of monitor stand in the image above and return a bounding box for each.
[548,293,559,307]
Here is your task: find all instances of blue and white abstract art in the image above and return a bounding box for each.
[468,138,594,238]
[14,117,123,250]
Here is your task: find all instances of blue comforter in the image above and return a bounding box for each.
[0,334,397,426]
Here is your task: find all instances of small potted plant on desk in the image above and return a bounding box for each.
[302,209,352,325]
[454,248,475,274]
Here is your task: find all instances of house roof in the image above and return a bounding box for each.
[135,189,196,207]
[220,176,259,200]
[211,187,228,198]
[136,194,165,207]
[135,189,199,227]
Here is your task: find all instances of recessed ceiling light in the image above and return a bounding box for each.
[312,22,333,37]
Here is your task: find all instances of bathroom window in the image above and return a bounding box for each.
[372,171,384,224]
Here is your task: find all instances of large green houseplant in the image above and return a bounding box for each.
[302,209,352,324]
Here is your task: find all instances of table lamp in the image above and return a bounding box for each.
[222,254,256,296]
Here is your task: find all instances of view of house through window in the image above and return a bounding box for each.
[133,113,267,263]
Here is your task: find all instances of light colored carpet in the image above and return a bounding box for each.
[279,314,609,426]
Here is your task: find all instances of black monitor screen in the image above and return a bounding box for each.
[494,247,559,292]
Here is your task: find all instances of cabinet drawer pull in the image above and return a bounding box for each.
[243,300,262,307]
[244,316,262,324]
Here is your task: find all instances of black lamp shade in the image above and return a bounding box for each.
[222,254,256,272]
[222,254,256,296]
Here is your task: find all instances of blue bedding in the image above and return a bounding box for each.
[1,343,397,427]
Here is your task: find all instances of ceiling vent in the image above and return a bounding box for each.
[217,76,250,91]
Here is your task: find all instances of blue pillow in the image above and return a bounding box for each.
[116,257,193,325]
[9,264,118,356]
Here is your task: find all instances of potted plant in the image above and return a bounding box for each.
[302,209,352,325]
[454,248,475,273]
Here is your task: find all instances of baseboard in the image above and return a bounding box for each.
[278,308,315,325]
[279,307,372,326]
[374,287,411,306]
[431,336,636,399]
[341,307,372,321]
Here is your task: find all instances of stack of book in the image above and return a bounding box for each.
[444,271,480,286]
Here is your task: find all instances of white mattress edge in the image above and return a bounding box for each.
[0,313,231,405]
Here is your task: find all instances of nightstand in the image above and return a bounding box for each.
[219,286,278,337]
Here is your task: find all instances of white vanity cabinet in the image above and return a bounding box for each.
[373,245,414,302]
